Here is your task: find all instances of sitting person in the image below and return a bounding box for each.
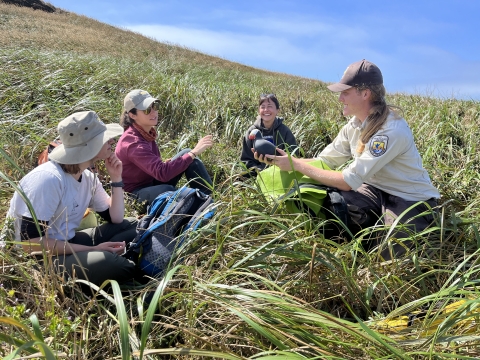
[115,89,214,206]
[254,60,440,259]
[240,93,298,175]
[7,111,138,286]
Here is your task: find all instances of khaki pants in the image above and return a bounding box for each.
[339,184,438,260]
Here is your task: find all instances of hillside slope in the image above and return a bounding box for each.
[2,2,480,359]
[1,1,479,208]
[0,2,298,76]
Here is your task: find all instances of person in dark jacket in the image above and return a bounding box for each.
[240,94,298,175]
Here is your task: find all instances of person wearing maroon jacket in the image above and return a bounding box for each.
[115,89,213,204]
[116,89,213,205]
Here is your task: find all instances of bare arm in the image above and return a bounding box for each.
[22,236,126,256]
[104,153,124,223]
[257,148,352,191]
[191,135,214,156]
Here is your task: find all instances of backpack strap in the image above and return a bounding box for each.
[181,189,214,236]
[124,189,178,258]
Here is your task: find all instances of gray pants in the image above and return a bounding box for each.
[51,217,138,286]
[339,184,437,259]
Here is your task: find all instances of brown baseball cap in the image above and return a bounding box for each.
[327,59,383,92]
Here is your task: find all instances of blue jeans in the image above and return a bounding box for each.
[132,149,213,205]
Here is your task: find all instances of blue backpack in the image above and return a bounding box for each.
[125,187,215,277]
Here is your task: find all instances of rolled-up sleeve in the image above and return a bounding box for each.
[317,126,353,170]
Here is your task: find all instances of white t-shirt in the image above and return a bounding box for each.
[7,161,110,241]
[318,113,440,201]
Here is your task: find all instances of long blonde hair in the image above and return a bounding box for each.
[356,84,401,154]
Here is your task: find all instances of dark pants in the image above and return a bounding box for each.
[52,217,138,286]
[331,184,437,260]
[132,148,213,205]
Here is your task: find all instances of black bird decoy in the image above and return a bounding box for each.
[249,129,278,158]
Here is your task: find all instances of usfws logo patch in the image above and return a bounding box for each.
[370,135,388,157]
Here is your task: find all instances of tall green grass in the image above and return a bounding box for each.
[1,3,480,359]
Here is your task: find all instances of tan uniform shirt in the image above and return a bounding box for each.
[318,113,440,201]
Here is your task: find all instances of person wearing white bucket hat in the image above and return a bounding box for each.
[116,89,214,206]
[7,111,139,286]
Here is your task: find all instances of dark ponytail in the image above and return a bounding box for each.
[119,109,137,130]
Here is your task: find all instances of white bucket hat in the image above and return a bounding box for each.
[123,89,158,112]
[48,111,124,164]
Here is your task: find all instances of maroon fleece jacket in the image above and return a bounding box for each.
[115,126,193,193]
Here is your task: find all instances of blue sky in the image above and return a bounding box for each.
[49,0,480,100]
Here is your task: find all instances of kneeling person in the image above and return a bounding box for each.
[254,60,440,259]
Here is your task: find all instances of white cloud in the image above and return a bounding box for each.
[124,22,368,84]
[124,13,480,100]
[236,17,369,41]
[126,24,313,64]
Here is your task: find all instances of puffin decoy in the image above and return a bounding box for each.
[249,129,278,157]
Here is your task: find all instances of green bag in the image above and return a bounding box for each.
[256,160,332,217]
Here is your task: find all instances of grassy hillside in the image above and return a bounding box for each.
[1,3,480,359]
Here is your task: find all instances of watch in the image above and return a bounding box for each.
[110,181,124,188]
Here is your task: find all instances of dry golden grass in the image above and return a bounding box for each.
[0,2,305,77]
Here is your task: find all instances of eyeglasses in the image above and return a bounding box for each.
[143,101,160,115]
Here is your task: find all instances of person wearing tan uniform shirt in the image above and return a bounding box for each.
[255,60,440,259]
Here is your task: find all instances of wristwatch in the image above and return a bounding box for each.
[110,181,124,188]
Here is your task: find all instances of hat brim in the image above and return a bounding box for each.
[48,124,124,164]
[327,83,353,92]
[135,97,158,111]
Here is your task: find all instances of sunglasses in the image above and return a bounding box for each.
[143,101,160,115]
[260,93,276,98]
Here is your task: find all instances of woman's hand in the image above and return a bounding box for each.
[191,135,214,156]
[254,148,297,171]
[95,241,126,255]
[104,153,123,182]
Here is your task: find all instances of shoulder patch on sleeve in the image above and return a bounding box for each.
[369,135,389,157]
